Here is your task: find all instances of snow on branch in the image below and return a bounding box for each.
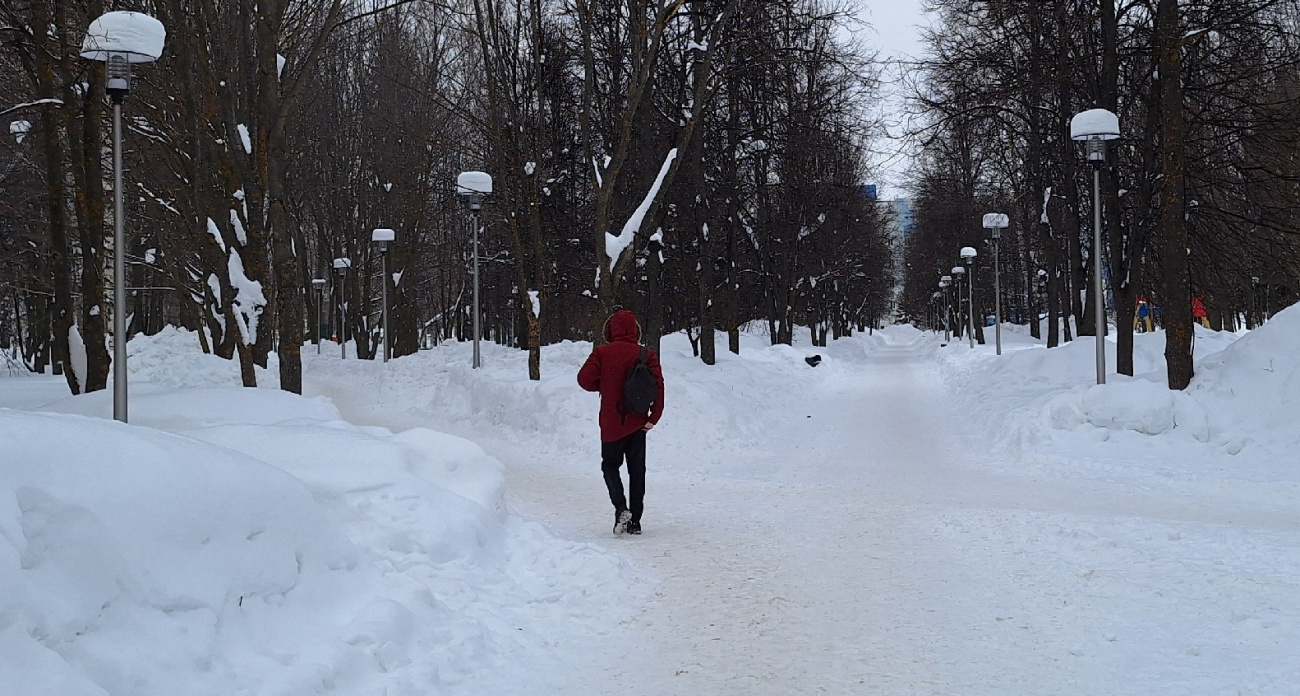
[605,148,677,272]
[1,98,64,117]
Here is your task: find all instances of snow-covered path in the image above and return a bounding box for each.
[307,328,1300,695]
[317,333,1059,692]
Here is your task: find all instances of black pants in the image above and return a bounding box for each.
[601,430,646,523]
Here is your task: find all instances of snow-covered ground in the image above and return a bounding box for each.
[2,311,1298,694]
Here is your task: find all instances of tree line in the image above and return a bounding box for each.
[0,0,896,392]
[900,0,1300,389]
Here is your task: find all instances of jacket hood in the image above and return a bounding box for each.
[604,310,641,343]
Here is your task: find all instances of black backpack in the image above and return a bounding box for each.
[620,346,657,416]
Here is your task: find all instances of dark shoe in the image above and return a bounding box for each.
[626,520,642,535]
[613,509,632,535]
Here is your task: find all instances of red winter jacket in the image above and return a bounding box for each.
[577,310,665,442]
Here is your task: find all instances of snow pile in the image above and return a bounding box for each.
[123,326,278,389]
[938,323,1237,446]
[1190,303,1300,451]
[932,312,1300,493]
[1048,378,1209,441]
[2,376,635,694]
[0,409,379,695]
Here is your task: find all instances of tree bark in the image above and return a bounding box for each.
[1157,0,1193,389]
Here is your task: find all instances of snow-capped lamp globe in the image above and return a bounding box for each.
[1071,108,1120,386]
[456,171,493,210]
[1070,109,1121,164]
[80,11,165,424]
[81,12,165,102]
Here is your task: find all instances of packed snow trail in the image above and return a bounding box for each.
[313,332,1026,692]
[307,328,1300,695]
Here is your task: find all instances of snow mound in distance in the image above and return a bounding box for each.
[124,326,279,389]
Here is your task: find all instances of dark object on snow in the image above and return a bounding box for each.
[805,355,822,367]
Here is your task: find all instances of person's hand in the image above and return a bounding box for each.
[642,421,655,432]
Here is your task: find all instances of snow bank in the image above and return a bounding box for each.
[3,369,634,694]
[1191,303,1300,450]
[933,313,1300,492]
[0,409,375,695]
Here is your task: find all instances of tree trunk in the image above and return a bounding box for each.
[35,20,77,393]
[1157,0,1193,389]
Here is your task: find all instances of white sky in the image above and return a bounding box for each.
[851,1,930,199]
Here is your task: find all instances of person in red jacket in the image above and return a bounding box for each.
[577,309,665,535]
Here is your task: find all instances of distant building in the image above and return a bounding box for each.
[883,198,913,238]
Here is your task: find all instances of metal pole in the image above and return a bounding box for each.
[316,289,322,354]
[994,238,1002,355]
[472,209,481,369]
[340,280,347,360]
[381,254,389,363]
[1093,165,1106,385]
[946,288,956,343]
[947,286,953,342]
[967,263,975,349]
[112,99,127,423]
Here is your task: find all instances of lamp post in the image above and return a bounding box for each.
[951,266,966,342]
[333,258,351,359]
[1251,275,1261,325]
[940,275,953,342]
[81,11,165,423]
[931,291,942,334]
[1071,108,1120,385]
[983,214,1009,355]
[960,247,977,349]
[372,228,395,362]
[457,171,492,369]
[312,278,325,354]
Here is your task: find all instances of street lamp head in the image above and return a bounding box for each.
[940,275,952,284]
[1070,109,1121,141]
[1071,109,1120,164]
[81,12,165,100]
[982,213,1009,229]
[1251,276,1260,285]
[983,213,1008,240]
[951,266,965,276]
[960,246,977,261]
[311,278,326,289]
[372,227,395,254]
[457,171,492,211]
[333,257,351,276]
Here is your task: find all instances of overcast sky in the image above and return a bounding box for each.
[856,1,929,62]
[852,1,930,198]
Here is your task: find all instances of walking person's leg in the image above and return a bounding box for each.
[625,430,647,524]
[602,438,634,534]
[601,439,628,514]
